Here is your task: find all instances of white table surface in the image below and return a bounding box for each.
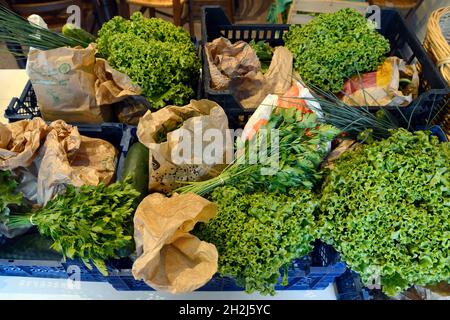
[0,276,337,300]
[0,69,29,124]
[0,69,337,300]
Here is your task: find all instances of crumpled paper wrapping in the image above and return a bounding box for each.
[0,119,117,238]
[14,166,39,204]
[132,193,218,294]
[137,99,231,194]
[36,120,117,204]
[26,43,141,124]
[0,224,29,239]
[115,96,150,126]
[394,284,450,300]
[205,37,293,109]
[264,46,295,96]
[0,118,117,205]
[0,118,49,170]
[342,57,420,107]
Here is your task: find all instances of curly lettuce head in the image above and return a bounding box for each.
[195,185,317,295]
[96,12,200,109]
[319,129,450,296]
[284,8,390,93]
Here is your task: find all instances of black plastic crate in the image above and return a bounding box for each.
[201,6,450,128]
[335,270,370,300]
[5,81,39,122]
[0,123,137,282]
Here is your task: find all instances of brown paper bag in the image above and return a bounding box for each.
[132,193,218,293]
[114,96,150,126]
[36,120,117,204]
[205,38,293,109]
[137,99,231,194]
[0,123,12,149]
[396,284,450,300]
[206,37,261,91]
[426,283,450,298]
[264,46,294,95]
[0,118,118,237]
[0,118,117,205]
[0,118,49,170]
[26,44,141,124]
[14,165,39,204]
[0,120,43,236]
[342,57,420,107]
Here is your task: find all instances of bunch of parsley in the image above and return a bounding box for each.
[195,185,317,295]
[319,129,450,296]
[97,12,200,109]
[284,8,390,93]
[8,179,140,275]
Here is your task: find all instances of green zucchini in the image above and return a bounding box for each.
[121,142,149,201]
[62,23,96,45]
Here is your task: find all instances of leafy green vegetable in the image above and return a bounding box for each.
[249,40,273,73]
[318,129,450,296]
[177,109,340,195]
[0,170,23,224]
[195,185,317,295]
[97,12,200,109]
[181,108,333,294]
[284,8,390,93]
[8,179,140,275]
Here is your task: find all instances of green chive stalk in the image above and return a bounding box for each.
[0,5,88,54]
[176,110,340,196]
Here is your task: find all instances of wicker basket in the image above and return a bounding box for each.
[424,6,450,138]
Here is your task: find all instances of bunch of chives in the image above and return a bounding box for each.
[0,5,88,55]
